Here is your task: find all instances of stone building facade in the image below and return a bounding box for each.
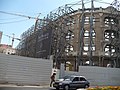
[17,6,120,70]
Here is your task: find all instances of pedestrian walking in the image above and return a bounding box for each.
[50,73,56,87]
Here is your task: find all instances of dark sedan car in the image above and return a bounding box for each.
[53,75,90,90]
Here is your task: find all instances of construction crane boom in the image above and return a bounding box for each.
[3,33,21,47]
[0,11,42,47]
[0,11,41,20]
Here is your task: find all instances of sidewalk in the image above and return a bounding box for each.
[0,84,49,88]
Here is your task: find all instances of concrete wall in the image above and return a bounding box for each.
[78,66,120,86]
[60,65,120,86]
[0,53,52,86]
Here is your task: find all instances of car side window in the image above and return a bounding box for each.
[80,77,86,81]
[73,77,79,81]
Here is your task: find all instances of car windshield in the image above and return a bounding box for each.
[63,76,74,81]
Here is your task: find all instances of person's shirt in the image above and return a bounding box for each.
[51,75,55,81]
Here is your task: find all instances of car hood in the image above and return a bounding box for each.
[55,79,72,83]
[57,79,64,81]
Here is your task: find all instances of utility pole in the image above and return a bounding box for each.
[11,33,15,47]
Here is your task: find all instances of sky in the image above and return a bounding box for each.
[0,0,115,48]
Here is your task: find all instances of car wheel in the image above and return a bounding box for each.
[64,85,69,90]
[84,84,89,88]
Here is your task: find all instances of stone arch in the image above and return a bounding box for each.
[104,30,119,41]
[104,44,116,56]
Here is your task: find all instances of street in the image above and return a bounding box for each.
[0,86,86,90]
[0,87,55,90]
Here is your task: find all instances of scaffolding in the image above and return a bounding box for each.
[16,0,120,70]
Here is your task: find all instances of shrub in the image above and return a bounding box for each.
[87,86,120,90]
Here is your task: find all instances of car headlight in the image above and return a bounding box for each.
[59,83,62,85]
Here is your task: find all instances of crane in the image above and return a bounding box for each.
[0,11,41,20]
[3,33,21,47]
[0,11,41,47]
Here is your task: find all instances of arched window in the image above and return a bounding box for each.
[84,30,89,38]
[104,30,119,41]
[65,44,74,53]
[85,17,89,24]
[66,30,74,40]
[104,17,118,27]
[104,44,115,56]
[84,30,96,38]
[84,44,95,51]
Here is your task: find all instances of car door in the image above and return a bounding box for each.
[70,77,80,89]
[79,77,87,88]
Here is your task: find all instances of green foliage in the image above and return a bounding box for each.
[87,86,120,90]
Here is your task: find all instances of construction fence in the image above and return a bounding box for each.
[57,64,120,86]
[0,53,52,86]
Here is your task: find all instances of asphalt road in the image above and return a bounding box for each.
[0,85,86,90]
[0,87,55,90]
[0,87,86,90]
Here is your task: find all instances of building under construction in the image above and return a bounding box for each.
[16,0,120,71]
